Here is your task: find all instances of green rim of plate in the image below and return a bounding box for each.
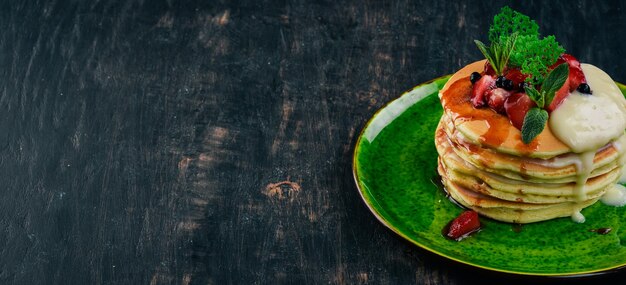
[353,75,626,277]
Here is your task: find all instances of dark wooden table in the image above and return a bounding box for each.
[2,0,626,284]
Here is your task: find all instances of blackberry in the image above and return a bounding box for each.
[577,83,592,94]
[470,72,481,84]
[495,76,506,88]
[502,79,514,90]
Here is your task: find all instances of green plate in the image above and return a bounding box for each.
[353,75,626,277]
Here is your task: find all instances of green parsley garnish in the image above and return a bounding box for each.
[488,6,538,43]
[513,35,564,84]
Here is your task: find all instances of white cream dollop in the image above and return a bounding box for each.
[549,64,626,153]
[600,184,626,206]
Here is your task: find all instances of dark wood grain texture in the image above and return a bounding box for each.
[0,0,625,284]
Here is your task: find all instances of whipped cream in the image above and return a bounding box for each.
[549,64,626,153]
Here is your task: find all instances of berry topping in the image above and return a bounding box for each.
[502,78,514,90]
[494,75,516,91]
[471,75,496,107]
[495,76,505,87]
[470,7,574,143]
[547,77,570,112]
[504,68,529,88]
[470,72,482,84]
[505,92,536,130]
[553,54,586,92]
[486,88,512,114]
[445,210,481,240]
[540,54,587,112]
[577,83,592,94]
[484,61,496,76]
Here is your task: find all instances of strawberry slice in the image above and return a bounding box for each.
[547,78,570,112]
[484,61,496,76]
[504,92,536,130]
[560,54,586,91]
[445,210,481,240]
[552,54,586,92]
[544,54,585,112]
[504,68,529,89]
[486,88,512,114]
[471,75,496,108]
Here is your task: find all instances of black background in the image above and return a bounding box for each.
[1,0,625,284]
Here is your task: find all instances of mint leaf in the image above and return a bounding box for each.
[499,33,517,70]
[542,63,569,105]
[524,85,544,108]
[521,107,548,144]
[474,40,498,73]
[474,34,517,75]
[474,40,495,68]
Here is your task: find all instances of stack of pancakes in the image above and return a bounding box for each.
[436,61,626,223]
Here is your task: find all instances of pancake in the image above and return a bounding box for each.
[440,170,599,224]
[440,112,625,182]
[435,61,626,223]
[436,122,619,203]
